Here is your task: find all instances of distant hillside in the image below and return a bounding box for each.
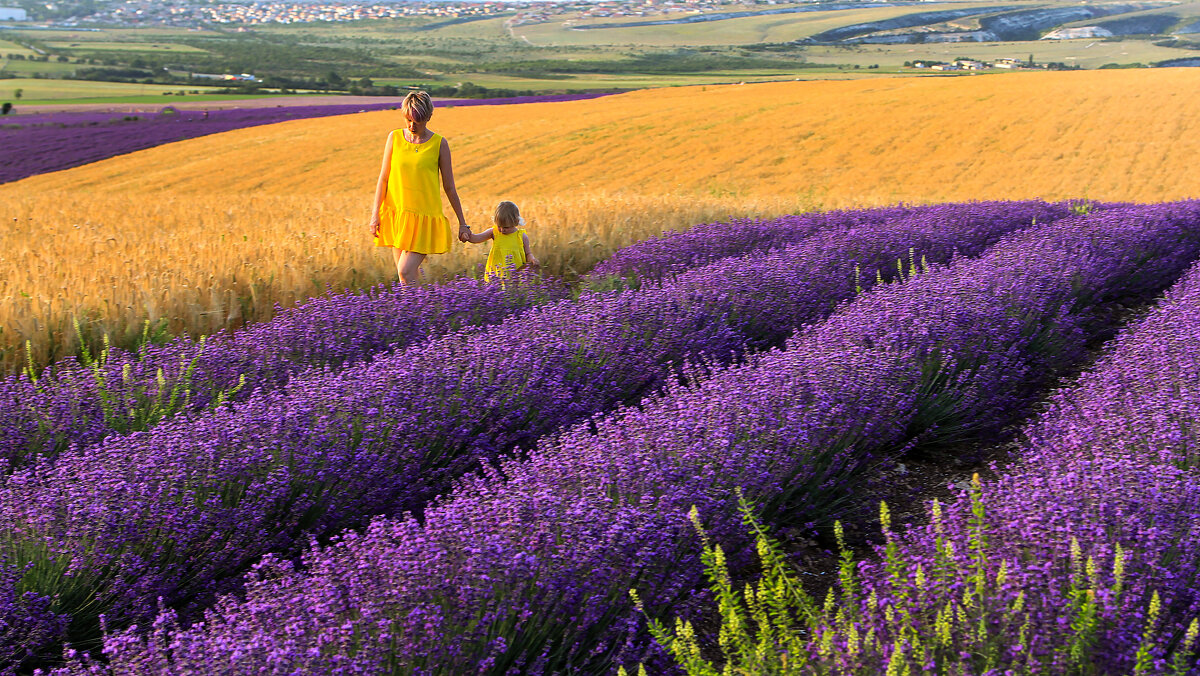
[799,1,1179,43]
[806,5,1023,43]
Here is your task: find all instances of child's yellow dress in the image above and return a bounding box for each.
[374,131,452,254]
[485,229,527,280]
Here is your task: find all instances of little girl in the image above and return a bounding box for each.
[463,200,540,281]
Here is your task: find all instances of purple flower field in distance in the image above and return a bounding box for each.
[0,93,610,184]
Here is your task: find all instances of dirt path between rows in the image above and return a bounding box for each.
[781,299,1153,598]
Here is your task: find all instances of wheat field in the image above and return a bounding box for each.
[3,69,1200,371]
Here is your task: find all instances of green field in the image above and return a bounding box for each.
[45,40,209,54]
[0,77,229,101]
[0,59,77,76]
[0,38,38,56]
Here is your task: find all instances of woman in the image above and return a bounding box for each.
[369,90,471,284]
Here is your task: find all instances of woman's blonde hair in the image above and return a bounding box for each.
[402,90,433,123]
[494,201,521,229]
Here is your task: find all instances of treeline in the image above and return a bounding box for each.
[58,66,605,99]
[53,36,423,81]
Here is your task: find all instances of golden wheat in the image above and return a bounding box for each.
[14,69,1200,202]
[0,191,807,369]
[4,69,1199,370]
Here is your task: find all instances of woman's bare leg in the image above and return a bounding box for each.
[391,247,404,282]
[397,250,426,285]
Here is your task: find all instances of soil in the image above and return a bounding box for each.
[775,434,1022,601]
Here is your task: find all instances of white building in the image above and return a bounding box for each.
[0,7,29,21]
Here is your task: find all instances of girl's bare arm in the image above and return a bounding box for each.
[465,227,495,245]
[370,132,394,236]
[521,232,539,268]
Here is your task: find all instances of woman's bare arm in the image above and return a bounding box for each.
[370,131,394,236]
[438,137,470,241]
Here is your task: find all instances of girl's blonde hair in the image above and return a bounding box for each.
[494,201,521,229]
[402,90,434,123]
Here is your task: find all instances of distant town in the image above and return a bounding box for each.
[1,0,788,28]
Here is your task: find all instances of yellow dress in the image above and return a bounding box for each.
[374,131,452,254]
[485,228,527,280]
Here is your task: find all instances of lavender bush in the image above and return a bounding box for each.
[586,204,919,284]
[78,202,1200,674]
[0,201,1063,667]
[649,255,1200,674]
[0,273,567,465]
[0,93,610,184]
[0,201,924,466]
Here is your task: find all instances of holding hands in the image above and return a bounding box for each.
[458,223,471,243]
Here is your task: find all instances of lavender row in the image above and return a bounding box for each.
[0,274,567,465]
[0,201,1064,666]
[86,202,1200,674]
[586,204,921,283]
[0,93,611,185]
[0,203,918,466]
[725,253,1200,673]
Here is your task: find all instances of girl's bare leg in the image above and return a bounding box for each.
[397,250,426,285]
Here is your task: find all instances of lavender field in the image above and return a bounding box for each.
[0,93,608,185]
[2,200,1200,675]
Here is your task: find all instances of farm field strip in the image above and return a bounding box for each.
[98,202,1200,673]
[42,41,206,53]
[0,201,1066,665]
[0,78,229,102]
[0,92,610,185]
[0,202,918,463]
[760,252,1200,672]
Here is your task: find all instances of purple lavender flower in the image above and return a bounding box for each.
[586,204,920,283]
[1,201,1067,667]
[70,201,1200,675]
[755,252,1200,673]
[0,273,568,465]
